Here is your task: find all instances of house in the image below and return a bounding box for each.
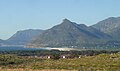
[47,56,51,59]
[60,54,72,59]
[62,56,66,58]
[79,56,81,58]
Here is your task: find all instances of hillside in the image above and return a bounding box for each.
[0,39,3,43]
[92,17,120,39]
[28,19,110,47]
[0,39,4,46]
[92,17,120,33]
[5,29,43,45]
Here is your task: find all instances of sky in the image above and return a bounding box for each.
[0,0,120,40]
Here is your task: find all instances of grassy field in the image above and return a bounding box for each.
[0,52,120,71]
[0,68,77,71]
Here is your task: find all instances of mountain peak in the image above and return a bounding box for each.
[62,18,72,23]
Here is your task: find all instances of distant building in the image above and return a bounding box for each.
[62,56,66,58]
[47,56,51,59]
[79,56,81,58]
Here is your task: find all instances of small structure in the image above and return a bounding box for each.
[60,54,72,59]
[47,56,51,59]
[79,56,81,58]
[62,56,66,58]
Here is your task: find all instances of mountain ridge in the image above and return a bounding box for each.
[4,29,43,45]
[1,17,120,48]
[92,17,120,39]
[92,17,120,33]
[27,19,111,47]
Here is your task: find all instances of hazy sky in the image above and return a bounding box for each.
[0,0,120,39]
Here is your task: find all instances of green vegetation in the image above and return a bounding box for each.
[0,51,120,71]
[0,50,118,56]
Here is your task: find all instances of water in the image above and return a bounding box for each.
[0,46,51,51]
[0,46,81,51]
[0,46,117,51]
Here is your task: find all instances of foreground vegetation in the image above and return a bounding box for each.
[0,50,120,71]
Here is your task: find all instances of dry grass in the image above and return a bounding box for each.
[0,68,78,71]
[1,53,120,71]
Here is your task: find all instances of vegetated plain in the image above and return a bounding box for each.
[0,50,120,71]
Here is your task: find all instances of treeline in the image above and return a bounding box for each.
[0,50,118,56]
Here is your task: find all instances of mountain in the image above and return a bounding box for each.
[92,17,120,33]
[28,19,111,47]
[0,39,4,46]
[5,29,43,45]
[92,17,120,39]
[0,39,3,43]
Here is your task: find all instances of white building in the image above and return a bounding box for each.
[47,56,51,59]
[62,56,66,58]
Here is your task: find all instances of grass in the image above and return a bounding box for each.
[0,52,120,71]
[0,68,77,71]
